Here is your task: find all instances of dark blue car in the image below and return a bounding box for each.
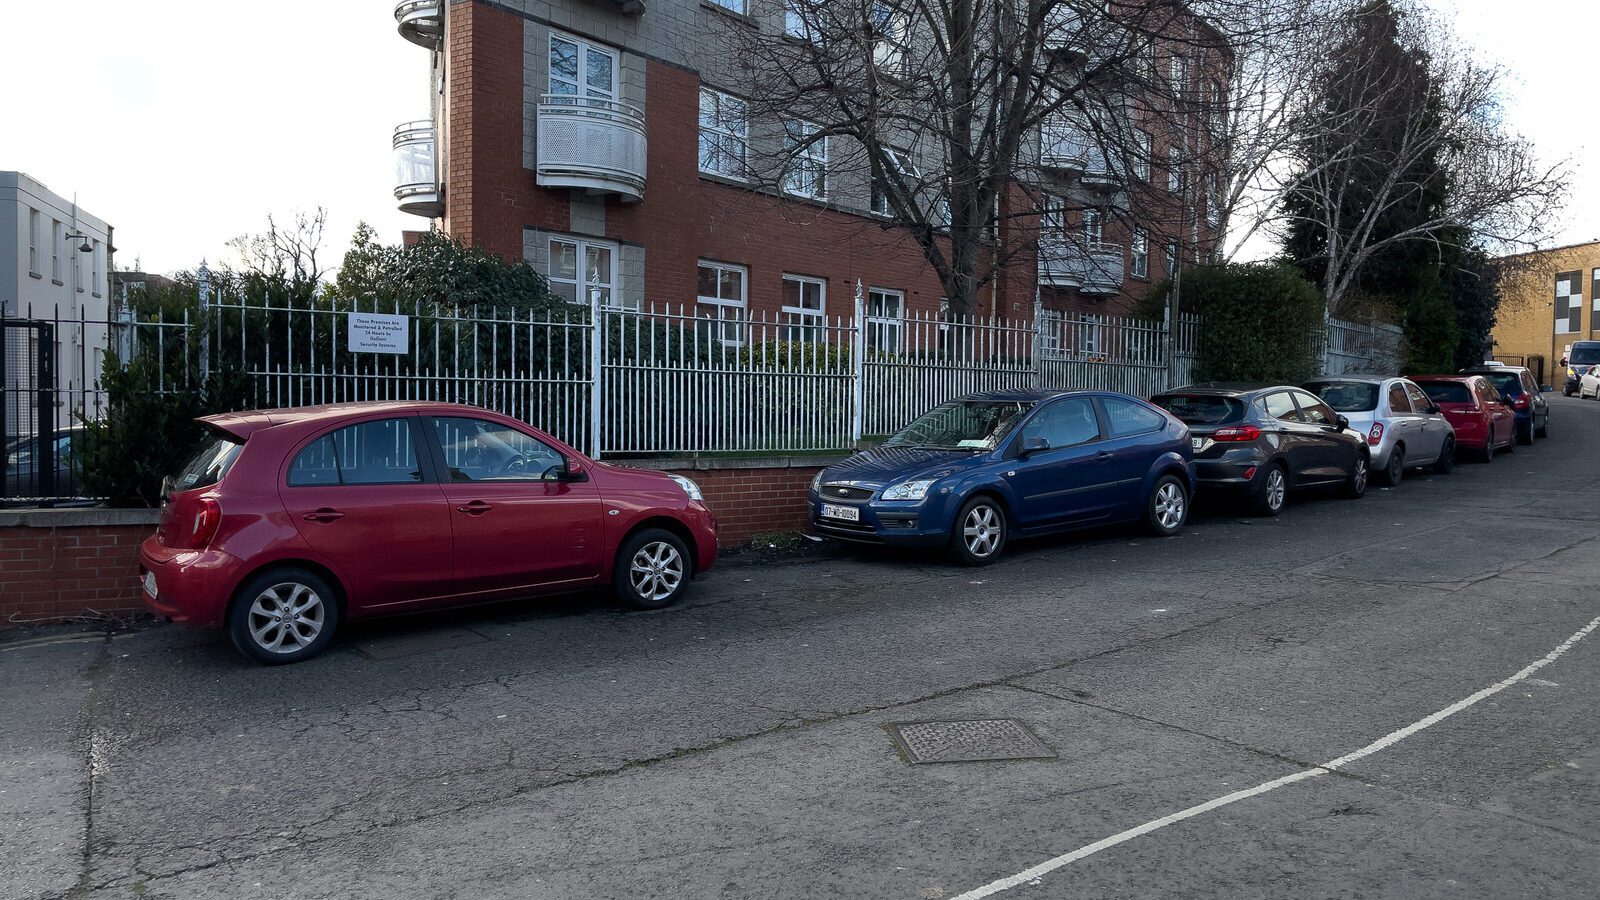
[808,389,1196,565]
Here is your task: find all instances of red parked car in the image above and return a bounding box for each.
[139,402,717,664]
[1409,375,1517,462]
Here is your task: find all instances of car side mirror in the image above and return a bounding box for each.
[1334,414,1350,431]
[1541,384,1554,393]
[1500,393,1514,405]
[1426,404,1440,415]
[553,457,588,482]
[1020,436,1050,456]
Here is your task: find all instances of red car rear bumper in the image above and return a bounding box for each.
[138,537,241,627]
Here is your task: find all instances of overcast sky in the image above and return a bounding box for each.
[1,0,1593,276]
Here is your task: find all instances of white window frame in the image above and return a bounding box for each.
[548,32,618,103]
[699,88,749,179]
[27,209,39,276]
[51,220,61,282]
[782,119,828,199]
[706,0,747,14]
[1557,273,1582,335]
[73,238,83,293]
[1168,145,1183,193]
[91,240,101,297]
[1592,268,1600,315]
[1169,54,1189,96]
[781,274,827,343]
[1078,315,1103,358]
[1131,228,1149,278]
[698,260,748,346]
[865,287,904,352]
[1040,194,1065,238]
[546,235,622,309]
[871,144,918,216]
[1165,240,1179,277]
[872,3,911,78]
[1134,129,1152,182]
[1082,208,1104,246]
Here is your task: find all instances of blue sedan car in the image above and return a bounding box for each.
[808,389,1197,565]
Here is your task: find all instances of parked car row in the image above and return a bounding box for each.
[806,366,1555,567]
[139,365,1555,665]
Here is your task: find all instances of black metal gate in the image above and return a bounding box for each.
[2,318,59,501]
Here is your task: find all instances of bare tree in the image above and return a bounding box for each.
[227,208,329,290]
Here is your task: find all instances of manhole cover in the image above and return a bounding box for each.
[353,627,490,660]
[887,719,1056,764]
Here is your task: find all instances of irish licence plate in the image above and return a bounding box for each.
[820,503,860,522]
[1190,437,1205,450]
[142,570,158,599]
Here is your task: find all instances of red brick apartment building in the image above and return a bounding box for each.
[389,0,1227,328]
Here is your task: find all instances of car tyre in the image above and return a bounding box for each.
[1432,437,1455,474]
[1145,474,1188,537]
[949,496,1008,566]
[613,528,693,610]
[1516,420,1534,445]
[1341,454,1369,499]
[228,567,342,666]
[1481,433,1495,463]
[1536,417,1549,439]
[1379,445,1405,487]
[1251,464,1288,517]
[1504,428,1517,453]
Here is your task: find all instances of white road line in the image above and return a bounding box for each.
[951,612,1600,900]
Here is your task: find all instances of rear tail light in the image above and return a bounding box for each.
[189,498,222,548]
[1211,425,1262,442]
[1367,422,1384,446]
[1513,396,1530,410]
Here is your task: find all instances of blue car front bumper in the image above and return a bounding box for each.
[808,489,958,547]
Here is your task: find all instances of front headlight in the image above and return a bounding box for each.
[667,474,703,502]
[881,479,936,501]
[810,470,824,492]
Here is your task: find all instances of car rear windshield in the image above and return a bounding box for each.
[1417,382,1471,404]
[1149,394,1245,425]
[1304,381,1378,412]
[1475,372,1522,395]
[169,430,244,493]
[884,399,1034,450]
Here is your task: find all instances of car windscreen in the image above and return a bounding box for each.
[884,400,1034,450]
[169,429,244,493]
[1304,381,1378,412]
[1417,382,1472,404]
[1149,394,1245,425]
[1477,372,1522,395]
[1569,344,1600,366]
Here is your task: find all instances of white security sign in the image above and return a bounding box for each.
[347,312,409,354]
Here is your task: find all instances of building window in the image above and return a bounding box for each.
[549,32,616,103]
[1168,54,1189,96]
[1082,208,1103,246]
[1078,315,1103,357]
[782,119,828,199]
[1131,228,1149,278]
[871,145,918,215]
[74,240,83,292]
[781,274,826,342]
[91,241,102,297]
[706,0,746,13]
[699,88,749,178]
[1209,79,1228,133]
[784,0,818,40]
[1133,129,1151,181]
[1167,145,1184,193]
[27,210,39,276]
[1040,194,1065,239]
[1165,241,1179,277]
[872,2,911,77]
[698,260,747,345]
[1556,271,1582,335]
[1593,269,1600,316]
[866,288,904,352]
[51,220,61,282]
[546,237,619,308]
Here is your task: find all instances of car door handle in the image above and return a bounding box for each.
[1095,450,1114,460]
[302,508,344,523]
[457,501,494,516]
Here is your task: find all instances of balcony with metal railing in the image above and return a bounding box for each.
[394,0,442,47]
[393,121,443,218]
[535,95,648,203]
[1039,240,1126,294]
[1041,5,1085,59]
[1039,114,1090,173]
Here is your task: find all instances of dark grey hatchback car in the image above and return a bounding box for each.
[1149,384,1370,516]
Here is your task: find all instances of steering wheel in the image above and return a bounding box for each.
[495,454,531,477]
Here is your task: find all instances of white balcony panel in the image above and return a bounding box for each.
[394,0,442,47]
[1040,115,1090,173]
[393,121,443,218]
[1042,5,1085,58]
[536,95,647,203]
[1039,240,1125,294]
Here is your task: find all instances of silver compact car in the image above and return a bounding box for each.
[1302,376,1456,485]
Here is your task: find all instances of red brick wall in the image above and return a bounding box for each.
[669,463,825,545]
[1,524,150,627]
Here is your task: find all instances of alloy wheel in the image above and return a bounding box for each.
[963,505,1002,558]
[1352,458,1369,494]
[1154,481,1186,530]
[1265,468,1286,511]
[629,541,684,603]
[246,583,326,654]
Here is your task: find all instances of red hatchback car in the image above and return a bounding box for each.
[139,402,718,664]
[1409,375,1517,462]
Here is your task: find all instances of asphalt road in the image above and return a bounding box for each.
[5,396,1600,900]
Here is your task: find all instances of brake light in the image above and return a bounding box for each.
[1513,396,1529,410]
[1367,422,1384,446]
[1211,425,1262,442]
[190,498,222,548]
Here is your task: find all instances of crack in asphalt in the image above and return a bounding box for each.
[64,634,113,900]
